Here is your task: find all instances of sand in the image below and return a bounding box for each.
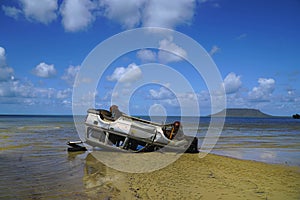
[82,152,300,200]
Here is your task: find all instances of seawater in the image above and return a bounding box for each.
[150,115,300,166]
[0,115,299,198]
[199,117,300,166]
[0,115,86,199]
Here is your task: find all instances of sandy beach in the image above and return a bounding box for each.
[82,152,300,200]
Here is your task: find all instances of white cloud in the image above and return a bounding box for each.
[158,36,187,63]
[61,65,81,86]
[0,76,72,105]
[35,87,56,99]
[100,0,196,29]
[136,49,157,62]
[73,90,98,107]
[198,0,221,8]
[281,89,297,103]
[160,99,179,108]
[0,47,6,66]
[176,92,199,108]
[57,88,72,99]
[209,45,220,56]
[60,0,96,32]
[100,0,146,29]
[0,79,35,98]
[107,63,142,83]
[32,62,57,78]
[0,81,13,97]
[142,0,195,29]
[0,48,24,97]
[148,89,202,115]
[222,73,242,94]
[149,103,167,115]
[2,0,198,32]
[137,38,188,63]
[0,47,14,82]
[236,33,247,40]
[0,47,73,110]
[149,87,174,100]
[102,90,119,101]
[21,0,58,24]
[2,0,57,24]
[248,78,275,101]
[2,5,22,19]
[0,76,74,109]
[0,67,14,82]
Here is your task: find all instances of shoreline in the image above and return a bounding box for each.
[210,149,300,167]
[83,152,300,200]
[1,150,299,199]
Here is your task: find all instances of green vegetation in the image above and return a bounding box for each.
[210,108,274,118]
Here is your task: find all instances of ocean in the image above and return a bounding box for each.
[0,115,299,198]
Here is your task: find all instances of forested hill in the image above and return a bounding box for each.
[210,108,274,118]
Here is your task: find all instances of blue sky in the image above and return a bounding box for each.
[0,0,299,116]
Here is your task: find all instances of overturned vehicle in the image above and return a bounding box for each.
[69,106,199,153]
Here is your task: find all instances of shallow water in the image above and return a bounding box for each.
[0,115,299,198]
[0,116,86,199]
[140,115,300,165]
[197,117,300,166]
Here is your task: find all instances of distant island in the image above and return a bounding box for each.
[210,108,275,118]
[292,114,300,119]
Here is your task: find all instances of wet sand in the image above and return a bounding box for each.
[84,152,300,200]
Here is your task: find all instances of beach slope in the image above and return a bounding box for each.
[85,153,300,199]
[125,153,300,199]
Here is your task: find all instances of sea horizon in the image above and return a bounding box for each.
[1,115,299,164]
[0,113,294,118]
